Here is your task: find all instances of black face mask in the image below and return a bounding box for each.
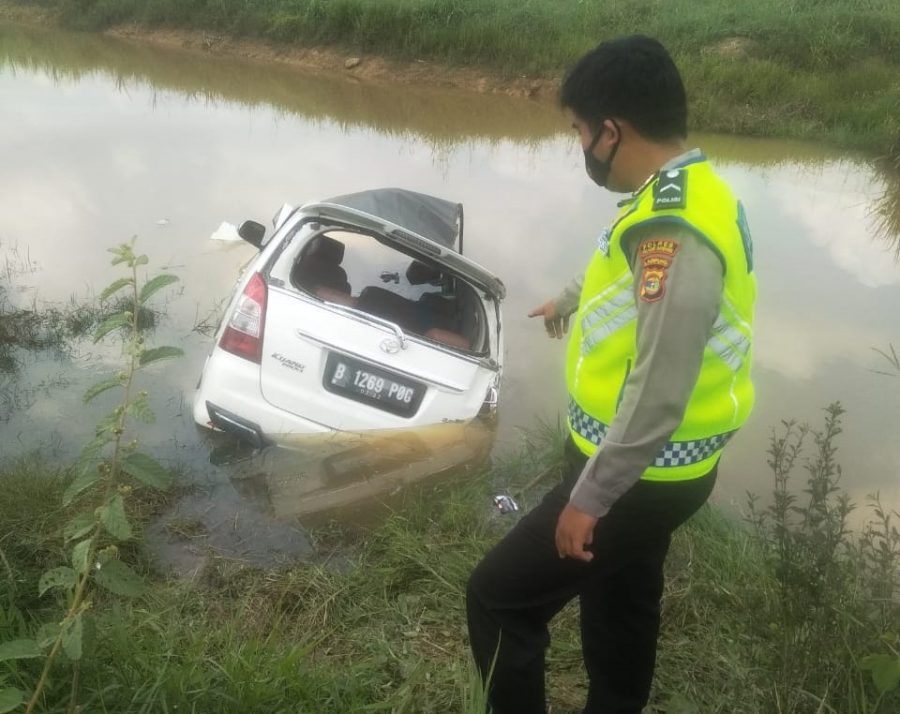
[584,121,621,188]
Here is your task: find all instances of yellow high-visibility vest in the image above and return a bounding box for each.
[565,155,756,480]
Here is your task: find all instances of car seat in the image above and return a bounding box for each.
[355,287,472,350]
[425,328,471,350]
[291,235,351,294]
[357,286,427,333]
[417,292,460,333]
[406,260,442,286]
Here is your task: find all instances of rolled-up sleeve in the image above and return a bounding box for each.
[568,226,723,517]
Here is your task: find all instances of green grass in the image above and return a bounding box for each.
[14,0,900,152]
[1,428,898,713]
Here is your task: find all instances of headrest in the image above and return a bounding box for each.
[305,235,345,265]
[406,260,441,285]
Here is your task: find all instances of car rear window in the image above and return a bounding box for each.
[270,227,490,355]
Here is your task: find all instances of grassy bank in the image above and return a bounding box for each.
[13,0,900,152]
[2,416,898,713]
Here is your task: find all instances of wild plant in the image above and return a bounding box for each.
[856,341,900,702]
[0,240,180,713]
[859,497,900,701]
[871,343,899,377]
[748,403,900,711]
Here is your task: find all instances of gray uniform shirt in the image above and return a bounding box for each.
[556,153,724,518]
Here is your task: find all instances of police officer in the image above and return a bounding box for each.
[466,36,756,714]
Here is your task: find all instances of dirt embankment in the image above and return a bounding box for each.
[0,1,561,101]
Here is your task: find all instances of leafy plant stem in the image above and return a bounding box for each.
[23,634,64,714]
[25,262,141,714]
[66,661,80,714]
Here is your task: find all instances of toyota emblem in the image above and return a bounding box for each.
[380,338,402,354]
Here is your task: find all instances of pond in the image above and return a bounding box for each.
[1,24,898,567]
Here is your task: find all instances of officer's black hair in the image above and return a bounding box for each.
[560,36,687,141]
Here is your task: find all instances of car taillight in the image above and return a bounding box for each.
[219,272,267,363]
[479,379,500,419]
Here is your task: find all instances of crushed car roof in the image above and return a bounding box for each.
[321,188,462,251]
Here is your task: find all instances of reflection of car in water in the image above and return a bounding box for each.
[227,422,495,520]
[193,188,505,448]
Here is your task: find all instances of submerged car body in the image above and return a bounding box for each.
[193,188,505,447]
[227,421,496,519]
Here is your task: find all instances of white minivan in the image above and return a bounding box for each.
[193,189,505,448]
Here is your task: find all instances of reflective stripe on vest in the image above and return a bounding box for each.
[565,156,756,482]
[568,399,736,467]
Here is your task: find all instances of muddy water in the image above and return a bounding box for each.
[1,24,898,567]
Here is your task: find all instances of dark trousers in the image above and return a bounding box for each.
[466,439,716,714]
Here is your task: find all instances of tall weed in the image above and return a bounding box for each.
[748,403,900,712]
[0,240,180,714]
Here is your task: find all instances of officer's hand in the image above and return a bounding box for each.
[555,503,598,562]
[528,300,569,339]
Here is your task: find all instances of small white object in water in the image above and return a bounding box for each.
[210,221,241,242]
[157,218,170,226]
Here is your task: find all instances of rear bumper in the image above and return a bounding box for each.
[192,345,500,445]
[204,402,268,449]
[192,348,332,442]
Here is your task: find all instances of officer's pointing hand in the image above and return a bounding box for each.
[528,300,569,339]
[555,503,598,562]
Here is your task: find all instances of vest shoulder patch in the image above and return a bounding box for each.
[653,169,687,211]
[597,227,611,256]
[638,238,680,302]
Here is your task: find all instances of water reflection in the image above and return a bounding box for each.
[0,23,561,149]
[146,422,493,574]
[226,421,494,520]
[872,149,900,257]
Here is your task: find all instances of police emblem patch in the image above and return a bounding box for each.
[638,238,680,302]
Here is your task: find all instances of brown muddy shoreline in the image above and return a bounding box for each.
[0,0,562,101]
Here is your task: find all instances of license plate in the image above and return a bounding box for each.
[323,353,425,417]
